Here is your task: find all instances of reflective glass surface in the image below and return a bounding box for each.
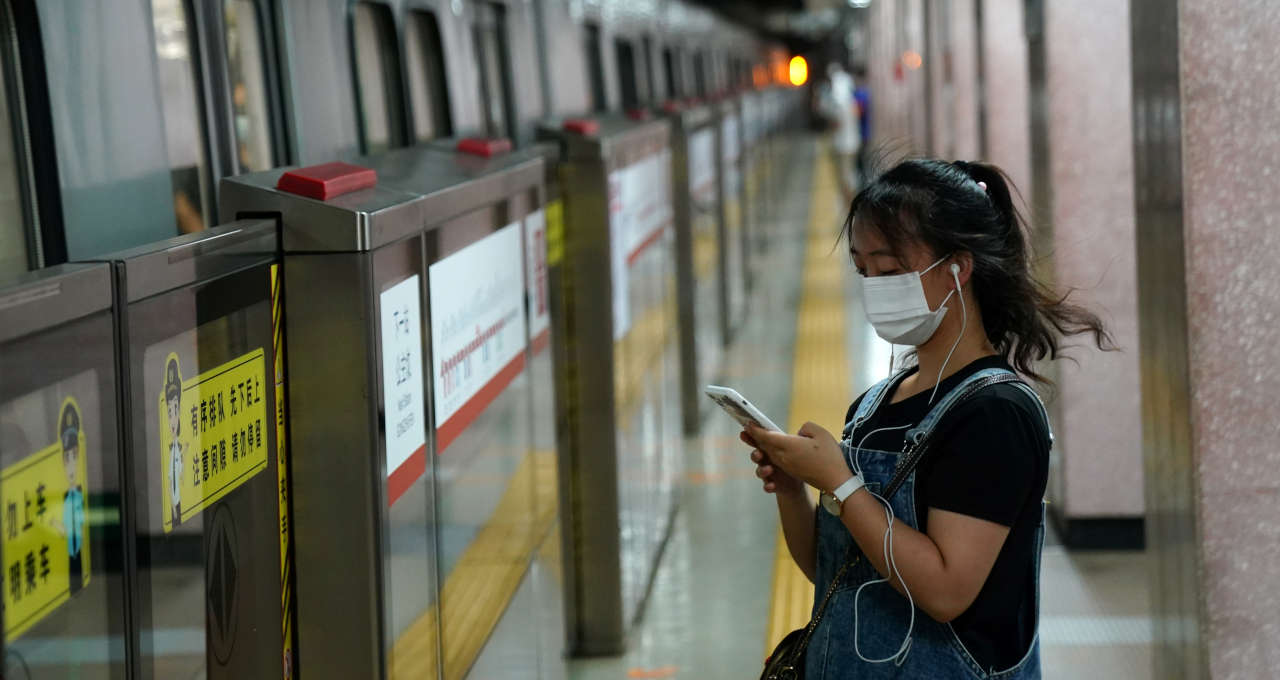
[126,267,283,678]
[1,310,126,678]
[405,11,451,143]
[0,29,31,276]
[150,0,212,233]
[223,0,275,172]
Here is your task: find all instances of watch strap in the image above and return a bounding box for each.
[832,474,865,502]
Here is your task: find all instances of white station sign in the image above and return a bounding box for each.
[524,209,550,352]
[608,152,674,340]
[429,224,527,451]
[380,275,427,504]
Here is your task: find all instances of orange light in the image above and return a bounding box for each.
[753,64,768,88]
[903,50,923,70]
[788,56,809,86]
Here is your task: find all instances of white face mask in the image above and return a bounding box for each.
[860,256,956,346]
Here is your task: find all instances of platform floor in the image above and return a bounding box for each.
[568,136,1153,680]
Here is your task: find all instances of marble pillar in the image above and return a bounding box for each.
[865,0,927,156]
[978,0,1031,202]
[1134,0,1280,677]
[1045,1,1144,524]
[927,0,951,158]
[1180,0,1280,676]
[949,0,980,161]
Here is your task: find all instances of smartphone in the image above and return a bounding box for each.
[704,385,783,432]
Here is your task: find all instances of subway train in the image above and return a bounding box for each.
[0,0,788,269]
[0,1,807,679]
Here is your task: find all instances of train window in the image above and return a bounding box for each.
[150,0,213,234]
[583,22,606,113]
[353,2,407,153]
[662,46,680,99]
[223,0,275,172]
[640,36,656,104]
[473,3,514,139]
[693,51,707,98]
[406,10,451,142]
[614,38,639,110]
[0,5,33,275]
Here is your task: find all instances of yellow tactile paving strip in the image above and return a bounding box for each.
[390,449,559,680]
[764,146,852,653]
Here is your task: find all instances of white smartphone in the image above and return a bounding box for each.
[704,385,784,432]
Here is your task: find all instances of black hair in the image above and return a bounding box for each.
[843,157,1113,383]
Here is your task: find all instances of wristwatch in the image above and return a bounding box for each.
[820,475,865,517]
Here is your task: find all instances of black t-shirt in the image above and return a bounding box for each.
[843,355,1049,672]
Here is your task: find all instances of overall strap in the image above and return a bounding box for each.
[843,369,913,441]
[901,368,1016,447]
[1006,381,1055,449]
[883,368,1052,499]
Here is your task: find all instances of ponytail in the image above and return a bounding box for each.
[843,157,1113,383]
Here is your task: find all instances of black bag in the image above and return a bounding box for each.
[760,557,858,680]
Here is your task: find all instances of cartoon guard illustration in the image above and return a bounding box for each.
[60,402,86,596]
[165,357,184,528]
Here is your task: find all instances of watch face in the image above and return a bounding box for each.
[820,492,840,517]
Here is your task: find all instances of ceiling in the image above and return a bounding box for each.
[690,0,869,53]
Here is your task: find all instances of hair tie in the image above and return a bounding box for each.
[977,181,988,192]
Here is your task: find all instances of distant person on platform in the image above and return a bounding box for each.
[824,62,862,204]
[854,66,872,185]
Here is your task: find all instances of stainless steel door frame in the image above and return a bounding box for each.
[664,105,722,435]
[536,115,678,655]
[0,264,129,678]
[716,95,748,340]
[221,147,546,680]
[538,130,621,654]
[726,93,752,293]
[99,219,285,679]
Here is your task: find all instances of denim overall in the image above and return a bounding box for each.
[805,368,1049,680]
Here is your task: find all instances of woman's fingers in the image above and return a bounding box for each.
[755,464,774,480]
[739,430,758,448]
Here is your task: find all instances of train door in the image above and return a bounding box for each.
[352,1,409,154]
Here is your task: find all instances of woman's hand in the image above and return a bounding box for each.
[744,422,851,493]
[740,430,804,495]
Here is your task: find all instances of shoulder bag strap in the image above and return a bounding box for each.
[793,555,861,653]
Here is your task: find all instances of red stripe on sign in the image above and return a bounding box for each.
[387,444,427,507]
[531,328,551,356]
[435,353,526,454]
[626,220,672,266]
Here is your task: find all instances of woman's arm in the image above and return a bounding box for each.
[837,491,1009,623]
[744,432,818,582]
[747,422,1012,623]
[775,486,818,582]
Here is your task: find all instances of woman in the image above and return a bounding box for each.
[745,159,1110,679]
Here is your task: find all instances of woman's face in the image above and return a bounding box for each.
[850,222,955,310]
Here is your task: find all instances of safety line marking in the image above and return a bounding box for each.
[764,143,852,654]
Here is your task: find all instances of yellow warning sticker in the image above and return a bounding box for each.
[271,264,296,679]
[2,397,91,640]
[545,199,565,267]
[159,349,269,533]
